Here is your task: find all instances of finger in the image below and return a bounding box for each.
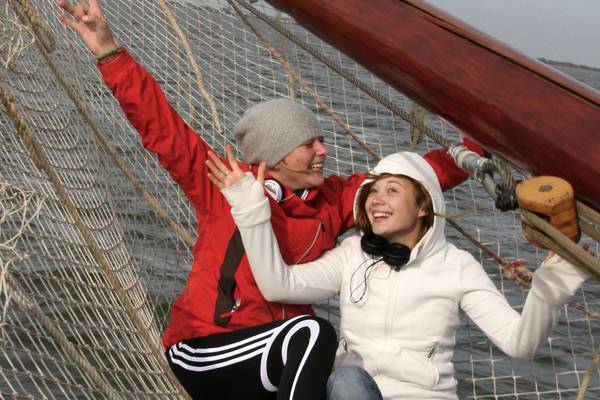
[207,151,230,174]
[78,1,90,14]
[57,13,79,30]
[257,161,266,186]
[88,0,101,14]
[207,173,223,190]
[206,159,226,179]
[225,144,240,172]
[67,2,88,20]
[58,0,75,16]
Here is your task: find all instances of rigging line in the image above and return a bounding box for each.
[1,273,123,400]
[164,19,199,131]
[7,0,195,249]
[275,11,297,100]
[235,0,517,203]
[239,0,600,241]
[577,347,600,400]
[157,0,225,137]
[521,210,600,281]
[9,0,55,54]
[0,84,190,399]
[227,0,381,160]
[578,202,600,242]
[234,0,451,149]
[443,214,600,322]
[443,215,532,287]
[230,1,530,276]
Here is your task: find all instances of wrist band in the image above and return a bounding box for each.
[96,46,122,61]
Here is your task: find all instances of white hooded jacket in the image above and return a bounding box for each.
[222,152,587,400]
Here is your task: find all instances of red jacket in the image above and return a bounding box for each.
[98,50,482,349]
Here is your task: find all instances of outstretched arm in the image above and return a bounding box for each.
[208,146,344,303]
[58,0,222,212]
[460,252,587,359]
[424,137,484,191]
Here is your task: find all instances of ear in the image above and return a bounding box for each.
[417,208,428,219]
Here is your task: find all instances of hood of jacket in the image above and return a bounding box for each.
[353,152,447,263]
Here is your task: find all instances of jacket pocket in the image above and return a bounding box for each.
[386,347,440,389]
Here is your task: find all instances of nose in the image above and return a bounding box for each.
[313,139,328,156]
[369,192,385,205]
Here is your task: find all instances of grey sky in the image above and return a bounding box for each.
[427,0,599,67]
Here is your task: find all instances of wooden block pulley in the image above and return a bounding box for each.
[516,176,580,247]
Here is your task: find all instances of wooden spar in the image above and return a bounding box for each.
[264,0,600,212]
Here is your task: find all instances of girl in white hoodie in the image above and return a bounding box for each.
[208,150,588,400]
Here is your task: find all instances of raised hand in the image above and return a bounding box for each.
[57,0,117,56]
[207,144,266,190]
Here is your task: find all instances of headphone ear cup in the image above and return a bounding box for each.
[360,232,388,256]
[382,243,411,268]
[264,179,284,202]
[361,232,411,269]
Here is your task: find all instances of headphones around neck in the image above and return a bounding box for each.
[360,232,411,271]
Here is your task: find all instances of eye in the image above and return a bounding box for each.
[387,187,398,194]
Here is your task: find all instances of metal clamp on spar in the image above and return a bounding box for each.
[448,144,518,211]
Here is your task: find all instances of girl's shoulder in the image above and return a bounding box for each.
[425,242,481,272]
[338,234,363,253]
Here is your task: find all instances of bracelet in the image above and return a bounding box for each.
[96,46,122,61]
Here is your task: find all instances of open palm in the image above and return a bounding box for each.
[57,0,117,56]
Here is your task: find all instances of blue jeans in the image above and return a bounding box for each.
[327,366,383,400]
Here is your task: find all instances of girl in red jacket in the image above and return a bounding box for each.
[58,1,482,398]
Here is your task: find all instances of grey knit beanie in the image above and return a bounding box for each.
[234,99,323,167]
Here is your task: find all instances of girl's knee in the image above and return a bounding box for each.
[329,366,368,383]
[327,366,382,400]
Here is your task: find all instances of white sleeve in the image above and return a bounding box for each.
[459,252,587,359]
[222,174,344,304]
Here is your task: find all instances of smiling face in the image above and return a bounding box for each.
[357,174,432,248]
[269,136,329,190]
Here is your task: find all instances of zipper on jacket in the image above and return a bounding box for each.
[380,264,398,377]
[427,343,437,360]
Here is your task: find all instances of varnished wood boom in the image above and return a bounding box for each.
[265,0,600,211]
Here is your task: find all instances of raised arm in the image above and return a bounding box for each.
[424,138,485,192]
[58,0,220,211]
[208,146,344,303]
[459,252,587,359]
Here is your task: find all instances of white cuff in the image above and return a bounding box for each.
[531,253,588,305]
[221,173,271,228]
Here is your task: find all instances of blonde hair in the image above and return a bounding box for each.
[355,173,434,239]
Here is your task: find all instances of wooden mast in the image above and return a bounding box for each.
[264,0,600,212]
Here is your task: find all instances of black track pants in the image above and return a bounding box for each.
[167,315,337,400]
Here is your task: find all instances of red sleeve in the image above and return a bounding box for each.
[423,138,485,192]
[98,50,222,214]
[339,172,366,231]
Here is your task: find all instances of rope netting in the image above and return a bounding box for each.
[0,0,599,398]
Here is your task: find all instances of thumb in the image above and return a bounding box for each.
[257,161,267,186]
